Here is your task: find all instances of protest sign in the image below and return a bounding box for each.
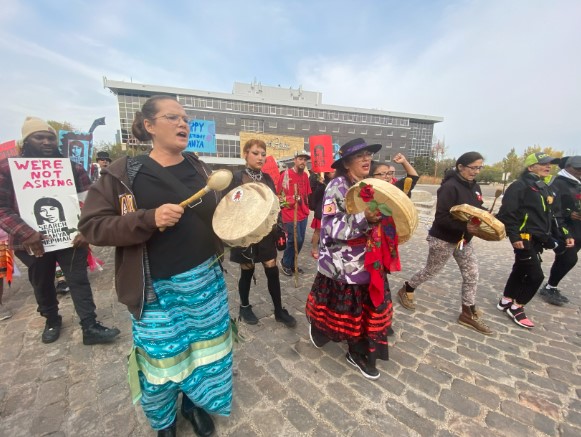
[0,140,18,161]
[8,158,80,252]
[186,120,216,153]
[309,135,334,172]
[59,131,93,171]
[262,155,282,186]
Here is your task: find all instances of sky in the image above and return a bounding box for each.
[0,0,579,163]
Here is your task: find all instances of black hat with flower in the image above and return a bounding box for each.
[331,138,382,169]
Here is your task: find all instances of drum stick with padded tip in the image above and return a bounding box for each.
[159,169,233,232]
[488,188,502,214]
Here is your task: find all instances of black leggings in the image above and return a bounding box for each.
[503,246,544,306]
[238,265,282,312]
[548,243,580,287]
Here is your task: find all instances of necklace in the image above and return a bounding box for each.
[245,167,263,182]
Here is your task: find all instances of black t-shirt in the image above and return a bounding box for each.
[133,159,217,279]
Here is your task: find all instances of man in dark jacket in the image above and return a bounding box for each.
[0,117,120,345]
[540,155,581,305]
[496,152,574,328]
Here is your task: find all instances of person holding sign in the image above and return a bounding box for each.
[0,117,120,345]
[277,150,312,276]
[79,96,231,437]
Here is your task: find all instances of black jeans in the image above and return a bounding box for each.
[548,242,581,287]
[16,247,97,327]
[503,243,544,306]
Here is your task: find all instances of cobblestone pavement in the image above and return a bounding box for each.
[1,214,580,436]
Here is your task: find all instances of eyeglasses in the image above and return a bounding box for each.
[464,165,484,171]
[153,114,191,125]
[353,151,374,160]
[373,171,395,177]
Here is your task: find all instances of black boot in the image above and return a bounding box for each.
[181,396,215,437]
[274,308,297,328]
[42,315,62,344]
[82,321,120,345]
[157,419,176,437]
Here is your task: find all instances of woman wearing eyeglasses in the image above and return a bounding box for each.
[371,153,419,196]
[306,138,393,380]
[79,95,232,437]
[397,151,493,335]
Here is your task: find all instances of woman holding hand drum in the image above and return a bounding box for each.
[79,95,232,437]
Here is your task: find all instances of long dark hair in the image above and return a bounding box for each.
[33,197,66,226]
[455,151,484,170]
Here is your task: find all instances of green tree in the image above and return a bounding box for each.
[93,141,127,160]
[502,148,522,182]
[413,155,435,176]
[479,165,503,183]
[47,120,76,133]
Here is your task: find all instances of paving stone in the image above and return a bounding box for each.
[384,397,437,436]
[565,409,581,428]
[319,355,349,378]
[546,366,581,386]
[446,415,493,437]
[500,399,558,435]
[325,381,361,408]
[450,379,500,410]
[560,422,581,437]
[416,363,454,386]
[456,345,488,363]
[423,353,471,380]
[514,381,564,408]
[255,374,288,403]
[281,397,317,433]
[251,407,286,435]
[426,334,456,349]
[526,372,571,395]
[35,378,67,408]
[438,389,480,417]
[485,410,536,436]
[389,346,419,368]
[30,402,66,436]
[503,354,543,372]
[488,357,527,380]
[317,399,359,434]
[399,369,441,398]
[64,407,103,436]
[529,351,574,370]
[405,389,446,421]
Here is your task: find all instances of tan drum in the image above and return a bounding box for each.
[345,178,418,244]
[450,204,506,241]
[213,182,280,248]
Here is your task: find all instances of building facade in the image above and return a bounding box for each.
[104,78,443,166]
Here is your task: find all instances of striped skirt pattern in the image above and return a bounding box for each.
[128,257,233,427]
[306,272,392,361]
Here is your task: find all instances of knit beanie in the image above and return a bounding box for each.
[19,117,57,145]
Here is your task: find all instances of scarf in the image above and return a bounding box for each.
[364,215,401,307]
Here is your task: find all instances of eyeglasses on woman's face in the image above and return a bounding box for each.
[374,171,395,177]
[153,114,191,125]
[464,165,484,171]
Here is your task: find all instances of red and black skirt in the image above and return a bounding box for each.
[305,272,392,361]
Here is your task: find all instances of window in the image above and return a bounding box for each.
[401,132,407,138]
[360,128,368,135]
[240,119,263,132]
[376,129,382,136]
[268,121,277,129]
[348,127,356,134]
[302,124,310,131]
[226,101,233,110]
[332,126,340,133]
[319,125,327,132]
[288,123,295,130]
[387,131,393,136]
[226,117,235,125]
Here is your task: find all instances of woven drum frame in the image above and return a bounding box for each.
[450,204,506,242]
[345,178,418,244]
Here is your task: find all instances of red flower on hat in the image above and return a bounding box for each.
[359,184,375,202]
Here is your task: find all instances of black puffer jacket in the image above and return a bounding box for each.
[497,171,559,245]
[429,170,484,244]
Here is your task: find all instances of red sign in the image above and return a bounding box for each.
[309,135,333,172]
[0,140,18,161]
[262,155,281,186]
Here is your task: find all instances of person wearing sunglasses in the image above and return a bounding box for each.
[79,95,232,437]
[371,153,419,196]
[397,152,493,335]
[496,152,573,328]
